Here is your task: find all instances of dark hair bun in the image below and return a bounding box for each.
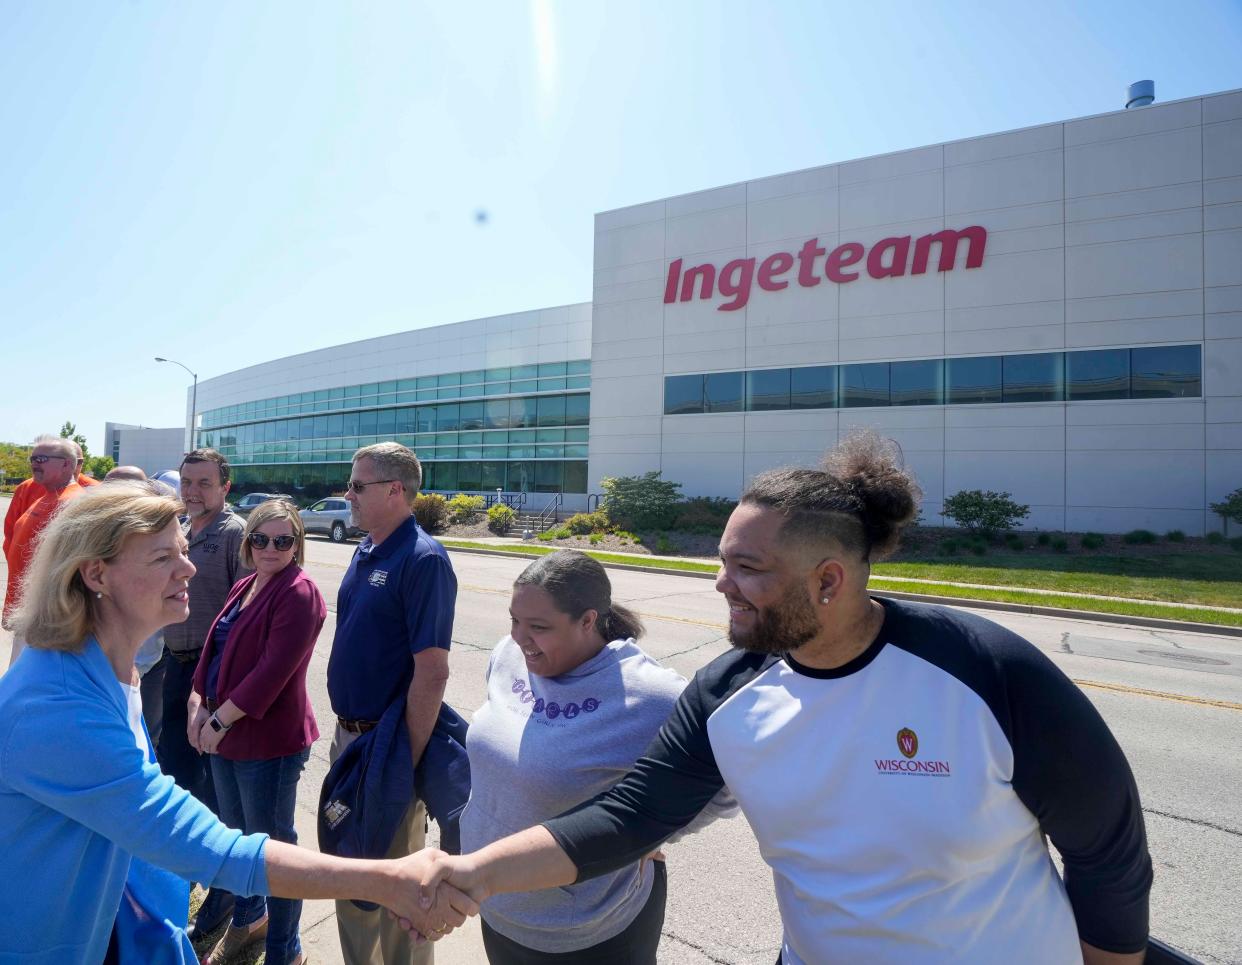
[821,430,922,560]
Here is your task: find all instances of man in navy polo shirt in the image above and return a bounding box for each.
[326,442,456,965]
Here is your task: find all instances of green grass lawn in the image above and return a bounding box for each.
[875,554,1242,609]
[442,540,1242,628]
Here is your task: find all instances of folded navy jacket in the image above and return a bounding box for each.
[318,698,471,909]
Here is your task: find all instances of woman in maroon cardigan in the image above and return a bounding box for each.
[189,499,326,965]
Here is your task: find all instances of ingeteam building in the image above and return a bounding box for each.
[191,86,1242,535]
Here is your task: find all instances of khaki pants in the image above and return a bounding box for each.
[330,723,433,965]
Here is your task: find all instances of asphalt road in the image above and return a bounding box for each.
[2,505,1240,963]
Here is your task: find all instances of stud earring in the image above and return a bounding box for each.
[96,591,103,600]
[821,595,831,605]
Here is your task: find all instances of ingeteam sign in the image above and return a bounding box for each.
[662,225,988,312]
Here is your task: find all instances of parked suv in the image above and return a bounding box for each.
[233,492,295,516]
[300,497,361,543]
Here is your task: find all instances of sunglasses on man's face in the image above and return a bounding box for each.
[29,454,69,465]
[247,533,296,551]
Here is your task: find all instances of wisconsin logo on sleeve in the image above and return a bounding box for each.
[875,726,950,776]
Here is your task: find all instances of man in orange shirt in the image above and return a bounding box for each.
[3,442,98,557]
[4,436,85,666]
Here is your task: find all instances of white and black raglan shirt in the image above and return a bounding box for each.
[543,598,1152,965]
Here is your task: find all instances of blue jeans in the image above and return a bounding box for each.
[211,749,310,965]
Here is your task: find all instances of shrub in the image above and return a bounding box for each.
[1081,533,1105,550]
[486,503,517,534]
[600,472,682,530]
[1210,488,1242,533]
[671,497,737,534]
[537,529,556,542]
[1165,530,1186,543]
[1004,533,1025,551]
[655,533,675,555]
[1036,533,1051,546]
[588,532,604,545]
[553,527,572,540]
[939,538,960,555]
[1050,536,1069,552]
[1123,529,1157,545]
[1207,531,1225,545]
[970,539,988,556]
[1231,536,1242,553]
[447,493,485,523]
[565,511,610,535]
[941,490,1030,537]
[413,493,449,531]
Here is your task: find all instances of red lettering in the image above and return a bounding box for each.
[717,258,756,311]
[757,252,794,291]
[825,242,864,283]
[680,263,716,302]
[911,226,988,274]
[796,238,825,287]
[866,236,910,279]
[663,258,683,304]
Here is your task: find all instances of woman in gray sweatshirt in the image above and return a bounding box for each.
[459,549,735,964]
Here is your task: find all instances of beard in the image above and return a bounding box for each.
[727,580,820,655]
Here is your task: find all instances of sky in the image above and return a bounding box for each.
[1,0,1240,455]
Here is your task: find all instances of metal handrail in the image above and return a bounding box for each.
[587,492,603,512]
[534,493,563,531]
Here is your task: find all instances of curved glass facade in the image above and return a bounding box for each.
[196,361,590,494]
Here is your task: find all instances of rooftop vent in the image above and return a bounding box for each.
[1126,80,1155,109]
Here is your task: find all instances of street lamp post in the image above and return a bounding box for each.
[155,357,198,449]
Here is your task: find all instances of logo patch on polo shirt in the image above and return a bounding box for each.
[368,569,389,587]
[323,799,352,829]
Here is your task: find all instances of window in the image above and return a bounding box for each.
[435,404,460,432]
[565,394,590,426]
[1067,349,1129,401]
[563,461,588,494]
[704,372,744,413]
[358,410,378,435]
[1130,345,1201,399]
[567,360,590,376]
[510,397,538,428]
[790,366,836,409]
[437,372,460,387]
[511,364,539,379]
[537,395,567,427]
[376,409,397,435]
[506,461,534,492]
[946,356,1002,404]
[485,366,511,382]
[841,363,890,408]
[1003,353,1063,402]
[890,359,943,406]
[535,461,564,493]
[456,462,482,491]
[746,369,791,411]
[539,362,568,377]
[414,407,435,433]
[664,375,704,415]
[458,401,485,430]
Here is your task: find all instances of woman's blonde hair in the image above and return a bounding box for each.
[240,499,306,568]
[13,481,183,652]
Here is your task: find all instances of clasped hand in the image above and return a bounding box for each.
[386,850,486,942]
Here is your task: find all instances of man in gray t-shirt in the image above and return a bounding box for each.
[156,448,250,940]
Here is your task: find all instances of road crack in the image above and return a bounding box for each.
[1144,807,1241,838]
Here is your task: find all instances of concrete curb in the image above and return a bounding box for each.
[443,545,1242,639]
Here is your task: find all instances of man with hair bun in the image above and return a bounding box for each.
[415,431,1153,965]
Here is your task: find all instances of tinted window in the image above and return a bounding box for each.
[664,375,704,415]
[1067,349,1129,401]
[841,363,889,408]
[1003,353,1063,402]
[890,359,943,406]
[790,366,836,409]
[704,372,744,413]
[946,356,1002,404]
[537,395,567,427]
[746,369,791,411]
[435,404,459,432]
[510,397,538,428]
[484,400,511,430]
[458,401,485,430]
[506,461,534,492]
[563,461,588,494]
[534,461,564,493]
[565,394,590,426]
[1130,345,1201,399]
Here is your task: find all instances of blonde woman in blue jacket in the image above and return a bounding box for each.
[0,482,475,963]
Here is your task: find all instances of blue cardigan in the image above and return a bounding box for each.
[0,639,269,964]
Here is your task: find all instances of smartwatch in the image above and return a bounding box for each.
[208,714,231,733]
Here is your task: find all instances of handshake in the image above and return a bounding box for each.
[381,847,487,944]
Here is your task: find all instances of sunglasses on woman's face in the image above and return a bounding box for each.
[247,533,296,551]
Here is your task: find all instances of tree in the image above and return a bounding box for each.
[1210,488,1242,536]
[59,421,90,461]
[0,443,33,485]
[85,455,116,479]
[941,489,1030,538]
[600,471,682,530]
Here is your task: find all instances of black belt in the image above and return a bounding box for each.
[170,649,202,664]
[337,717,379,735]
